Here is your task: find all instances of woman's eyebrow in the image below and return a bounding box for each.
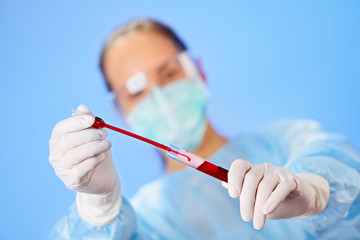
[158,60,180,74]
[157,61,173,73]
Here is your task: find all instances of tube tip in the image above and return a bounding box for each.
[92,117,106,129]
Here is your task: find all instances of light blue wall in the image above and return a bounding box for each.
[0,1,359,239]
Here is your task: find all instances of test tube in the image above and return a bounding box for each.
[93,117,229,182]
[166,145,228,182]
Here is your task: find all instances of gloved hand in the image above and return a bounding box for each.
[49,104,121,226]
[222,159,329,230]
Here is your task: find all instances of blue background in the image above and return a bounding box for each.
[1,1,359,239]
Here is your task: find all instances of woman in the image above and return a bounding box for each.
[49,19,360,239]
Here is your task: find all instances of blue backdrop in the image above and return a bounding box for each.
[1,1,359,239]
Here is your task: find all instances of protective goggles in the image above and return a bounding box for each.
[110,51,199,108]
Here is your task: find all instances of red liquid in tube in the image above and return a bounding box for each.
[196,161,228,182]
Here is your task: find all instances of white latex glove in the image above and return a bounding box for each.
[49,104,121,226]
[222,159,329,230]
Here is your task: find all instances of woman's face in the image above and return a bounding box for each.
[102,31,186,114]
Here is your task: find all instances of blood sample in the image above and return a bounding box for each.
[196,161,228,182]
[92,116,228,182]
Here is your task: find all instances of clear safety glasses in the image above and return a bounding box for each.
[110,51,199,109]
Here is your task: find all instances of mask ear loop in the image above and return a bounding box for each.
[106,85,129,128]
[107,92,122,116]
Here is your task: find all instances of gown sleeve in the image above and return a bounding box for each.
[48,196,157,240]
[266,119,360,239]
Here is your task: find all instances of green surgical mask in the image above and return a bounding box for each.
[126,77,208,150]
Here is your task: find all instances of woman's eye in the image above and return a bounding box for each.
[130,90,144,98]
[164,71,176,79]
[161,69,181,83]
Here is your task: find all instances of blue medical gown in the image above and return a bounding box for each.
[49,119,360,239]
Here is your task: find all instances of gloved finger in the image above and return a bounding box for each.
[61,140,111,169]
[262,176,296,215]
[252,176,277,230]
[68,152,106,187]
[227,159,251,198]
[50,115,95,143]
[53,165,70,179]
[54,128,108,155]
[240,165,264,222]
[76,104,93,116]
